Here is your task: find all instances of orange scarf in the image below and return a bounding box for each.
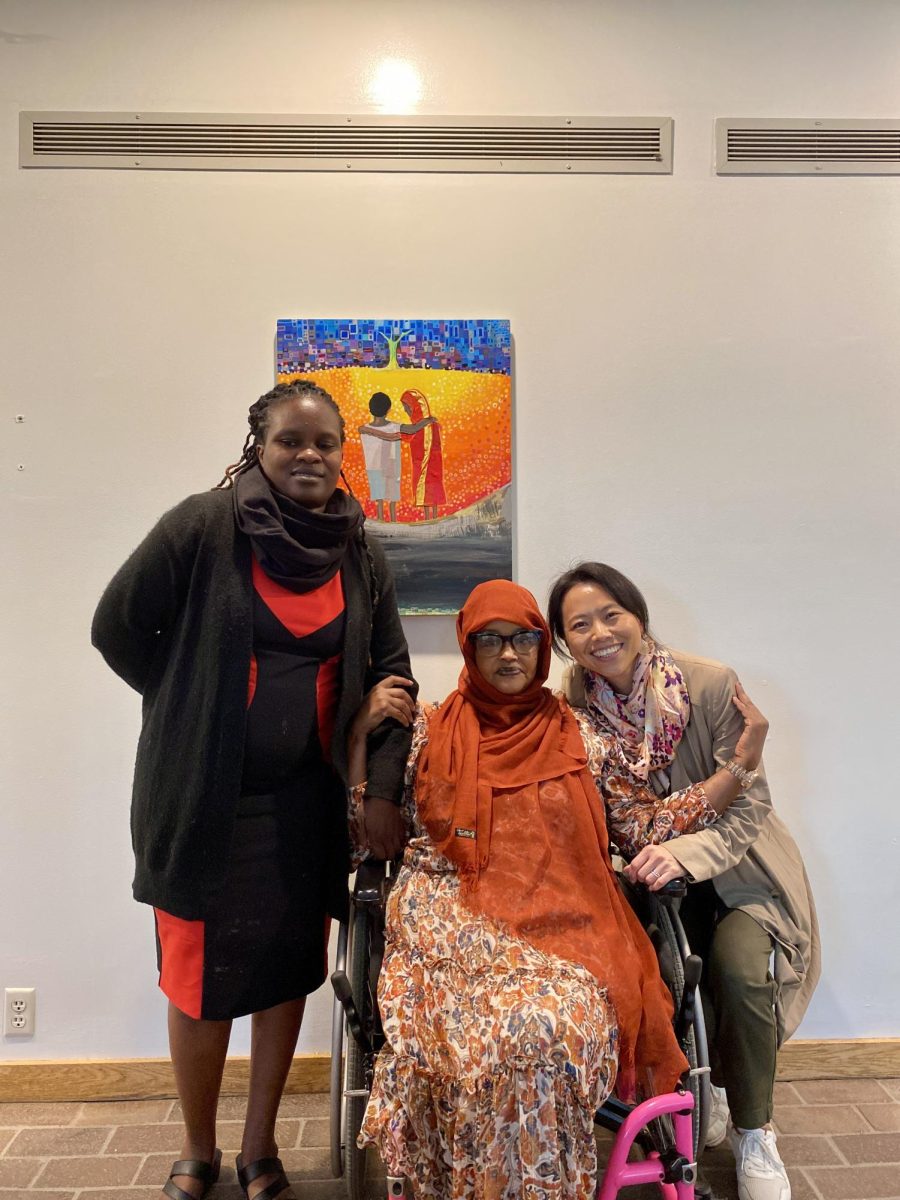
[416,579,688,1099]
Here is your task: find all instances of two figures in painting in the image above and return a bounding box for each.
[359,388,446,523]
[276,318,511,614]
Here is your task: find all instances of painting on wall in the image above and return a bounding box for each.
[276,318,512,615]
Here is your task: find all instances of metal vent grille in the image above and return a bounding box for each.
[716,118,900,175]
[20,112,672,173]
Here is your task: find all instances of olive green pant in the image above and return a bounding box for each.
[679,881,778,1131]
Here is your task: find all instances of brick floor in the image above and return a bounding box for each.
[0,1078,897,1198]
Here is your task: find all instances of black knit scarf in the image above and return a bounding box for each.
[232,462,365,593]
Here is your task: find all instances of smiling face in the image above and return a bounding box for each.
[472,619,541,695]
[257,395,344,511]
[560,583,645,695]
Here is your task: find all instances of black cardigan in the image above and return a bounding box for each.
[91,489,415,920]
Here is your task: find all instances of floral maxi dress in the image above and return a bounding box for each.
[359,706,715,1199]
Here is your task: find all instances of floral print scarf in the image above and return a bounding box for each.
[584,641,691,780]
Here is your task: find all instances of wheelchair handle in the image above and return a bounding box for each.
[673,952,703,1050]
[654,876,688,901]
[330,969,374,1056]
[622,871,689,903]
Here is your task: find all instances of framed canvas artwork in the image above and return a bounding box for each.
[276,319,512,615]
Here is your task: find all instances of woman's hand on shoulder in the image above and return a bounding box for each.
[731,680,769,771]
[351,675,416,740]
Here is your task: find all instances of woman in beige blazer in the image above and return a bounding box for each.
[548,562,819,1200]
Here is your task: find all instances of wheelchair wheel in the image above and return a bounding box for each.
[329,920,349,1179]
[652,899,710,1160]
[343,897,375,1200]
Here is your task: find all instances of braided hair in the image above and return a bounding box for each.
[215,379,380,607]
[215,379,346,489]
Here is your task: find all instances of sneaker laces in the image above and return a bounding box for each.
[736,1128,784,1178]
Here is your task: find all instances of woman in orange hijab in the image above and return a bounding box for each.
[351,579,767,1198]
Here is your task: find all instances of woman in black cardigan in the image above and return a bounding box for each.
[92,379,416,1200]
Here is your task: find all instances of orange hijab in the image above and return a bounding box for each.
[416,579,688,1099]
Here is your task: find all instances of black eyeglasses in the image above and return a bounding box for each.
[469,630,543,656]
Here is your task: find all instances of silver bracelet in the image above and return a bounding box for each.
[725,758,758,790]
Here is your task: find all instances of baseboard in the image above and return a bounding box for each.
[776,1038,900,1081]
[0,1055,330,1103]
[1,1041,898,1103]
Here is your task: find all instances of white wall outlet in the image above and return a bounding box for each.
[4,988,36,1036]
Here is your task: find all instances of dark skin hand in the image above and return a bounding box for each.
[362,796,407,860]
[349,675,416,860]
[354,675,417,732]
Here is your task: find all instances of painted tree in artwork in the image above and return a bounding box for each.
[378,327,414,368]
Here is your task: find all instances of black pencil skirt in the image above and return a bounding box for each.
[154,771,347,1021]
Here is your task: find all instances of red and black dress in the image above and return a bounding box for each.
[154,558,346,1020]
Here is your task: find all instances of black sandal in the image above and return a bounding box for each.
[236,1153,293,1200]
[163,1147,222,1200]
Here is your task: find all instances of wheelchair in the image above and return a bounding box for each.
[330,858,711,1199]
[329,858,396,1200]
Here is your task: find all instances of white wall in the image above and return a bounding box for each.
[2,0,899,1062]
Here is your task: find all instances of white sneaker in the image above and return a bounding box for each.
[728,1125,791,1200]
[705,1083,729,1147]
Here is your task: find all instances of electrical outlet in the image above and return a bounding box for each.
[4,988,36,1036]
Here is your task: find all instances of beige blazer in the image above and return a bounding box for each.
[564,650,820,1044]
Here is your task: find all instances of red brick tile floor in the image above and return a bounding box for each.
[1,1078,898,1198]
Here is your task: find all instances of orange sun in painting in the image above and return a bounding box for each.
[278,366,511,524]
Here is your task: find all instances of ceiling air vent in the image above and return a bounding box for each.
[21,112,673,174]
[716,118,900,175]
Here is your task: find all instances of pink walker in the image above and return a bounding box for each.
[596,1089,697,1200]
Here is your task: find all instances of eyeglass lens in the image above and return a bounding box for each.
[473,631,541,654]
